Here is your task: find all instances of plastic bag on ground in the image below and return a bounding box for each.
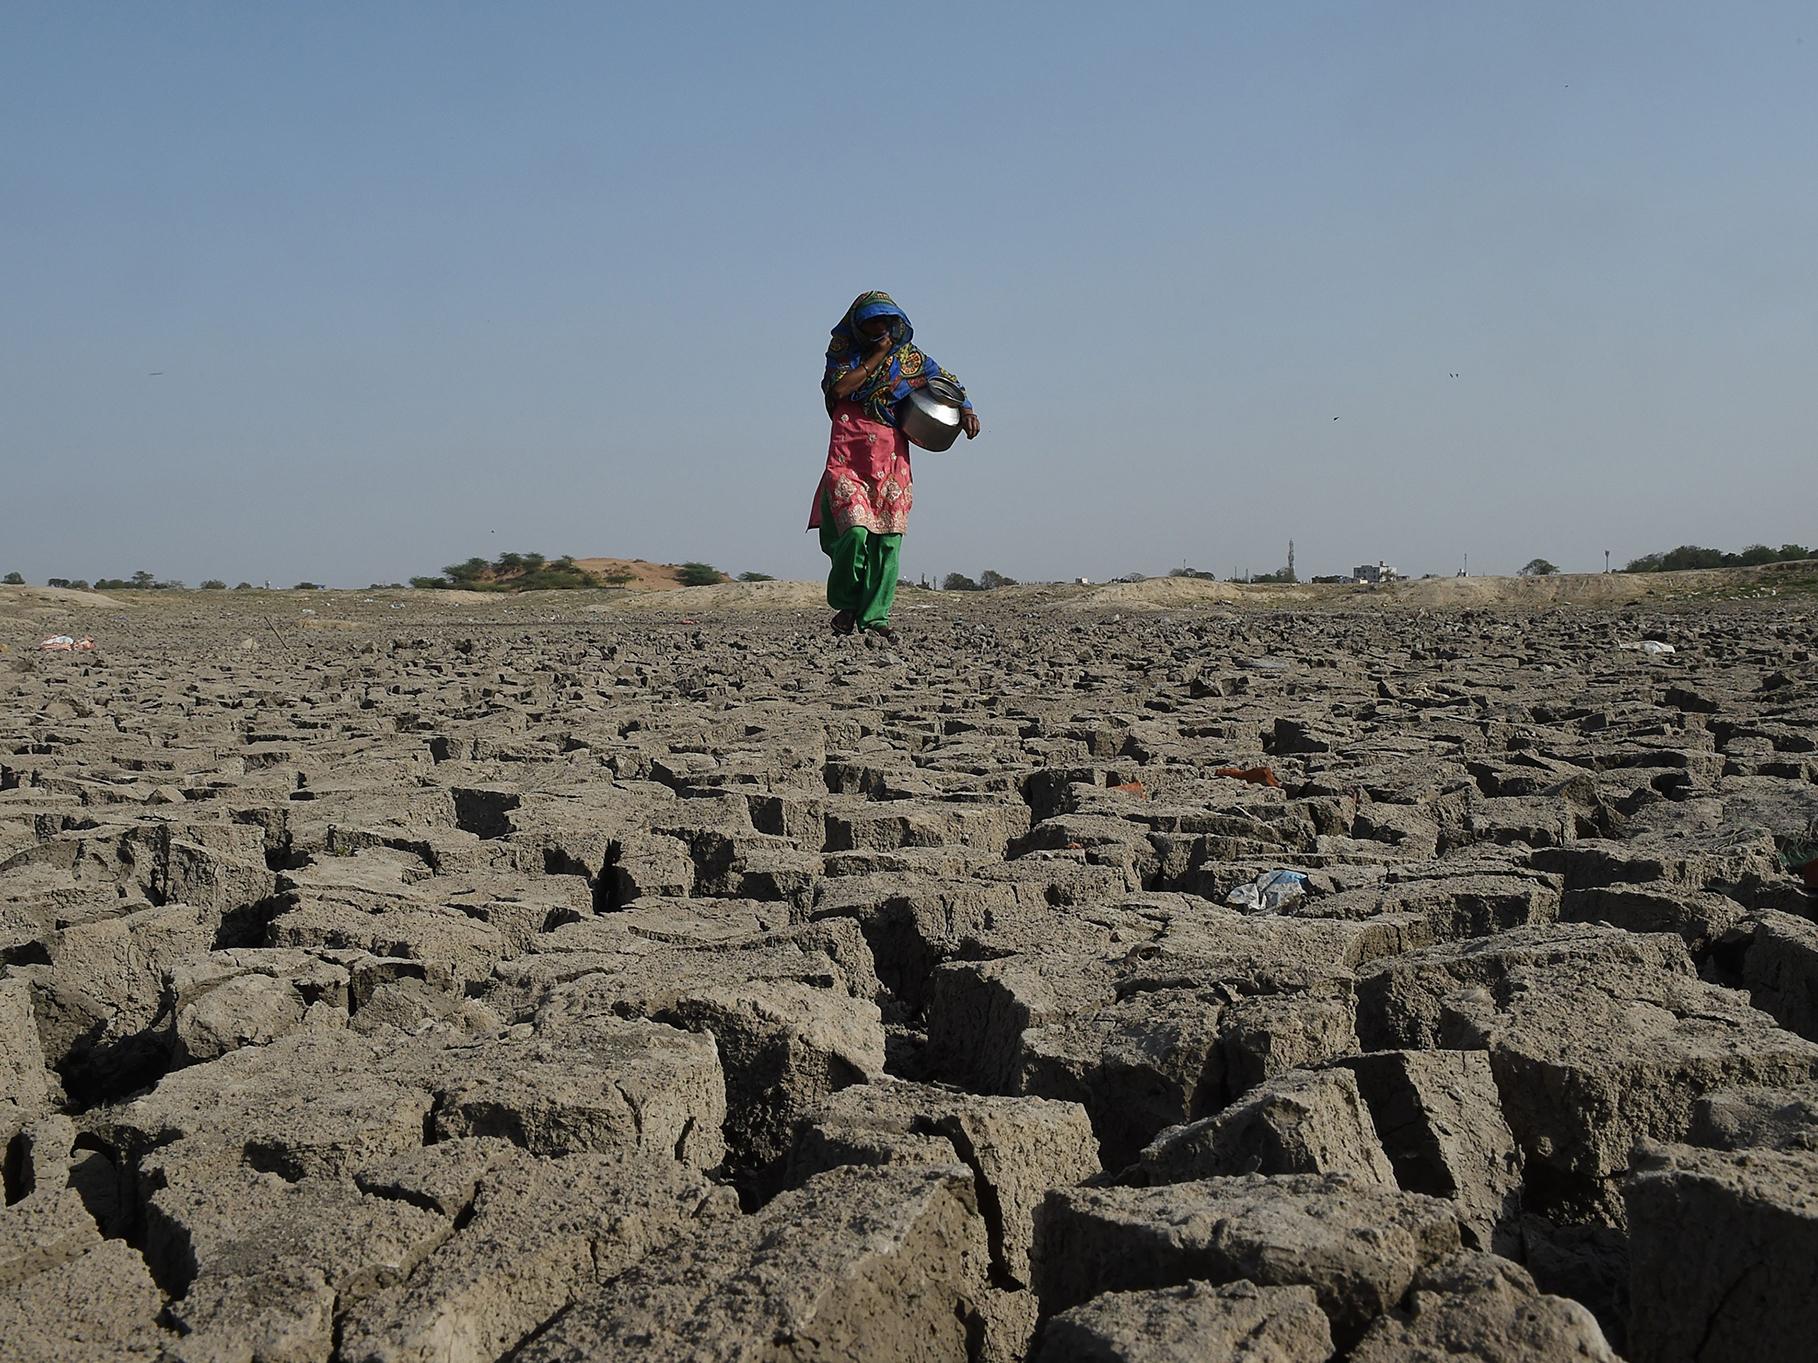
[1225,869,1308,913]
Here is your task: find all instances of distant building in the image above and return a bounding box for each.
[1353,561,1400,584]
[1073,577,1092,585]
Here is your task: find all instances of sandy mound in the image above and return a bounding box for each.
[0,585,128,609]
[599,580,825,612]
[1384,573,1659,608]
[573,558,709,592]
[1067,579,1314,610]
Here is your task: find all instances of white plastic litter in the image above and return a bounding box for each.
[1618,640,1676,655]
[1226,869,1308,913]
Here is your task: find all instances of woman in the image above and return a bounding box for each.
[809,291,980,639]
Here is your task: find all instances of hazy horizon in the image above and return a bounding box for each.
[5,3,1814,589]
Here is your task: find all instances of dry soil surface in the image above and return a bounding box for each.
[2,584,1815,1363]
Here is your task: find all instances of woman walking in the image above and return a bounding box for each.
[809,291,980,639]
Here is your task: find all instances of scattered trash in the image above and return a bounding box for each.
[1225,869,1308,913]
[1215,765,1282,789]
[300,609,316,617]
[1109,780,1146,798]
[1618,640,1676,655]
[37,635,94,652]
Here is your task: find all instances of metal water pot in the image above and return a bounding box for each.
[897,375,967,451]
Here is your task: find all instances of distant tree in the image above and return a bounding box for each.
[519,552,546,572]
[978,569,1019,590]
[602,569,637,586]
[200,579,227,590]
[46,578,70,588]
[1519,558,1560,577]
[233,582,255,591]
[94,578,128,590]
[1168,567,1216,579]
[2,572,23,584]
[737,571,775,582]
[444,558,490,584]
[129,570,156,588]
[409,576,449,589]
[156,579,185,590]
[1622,542,1813,573]
[676,562,725,586]
[943,572,981,592]
[68,579,89,590]
[496,552,526,573]
[293,581,322,590]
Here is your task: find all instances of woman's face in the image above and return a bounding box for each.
[858,315,894,340]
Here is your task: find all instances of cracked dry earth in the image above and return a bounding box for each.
[3,595,1817,1363]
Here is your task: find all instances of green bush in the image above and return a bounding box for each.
[1,572,23,585]
[738,571,775,582]
[1519,559,1559,577]
[200,579,227,590]
[1625,543,1814,573]
[676,562,726,587]
[943,573,981,592]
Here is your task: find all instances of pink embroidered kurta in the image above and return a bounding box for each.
[807,400,913,536]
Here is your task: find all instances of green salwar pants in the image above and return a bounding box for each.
[820,506,901,631]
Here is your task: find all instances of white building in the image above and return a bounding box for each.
[1353,561,1400,584]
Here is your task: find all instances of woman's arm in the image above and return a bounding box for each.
[828,334,895,401]
[925,356,982,439]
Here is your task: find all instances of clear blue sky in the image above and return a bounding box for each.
[3,2,1813,587]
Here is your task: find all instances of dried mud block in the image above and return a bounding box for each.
[1033,1174,1461,1344]
[789,1078,1100,1288]
[1335,1049,1522,1252]
[1626,1143,1818,1363]
[1129,1067,1395,1187]
[165,948,353,1064]
[1559,879,1747,952]
[144,1158,449,1361]
[428,1015,728,1170]
[1349,1250,1617,1362]
[1017,989,1227,1171]
[1722,909,1818,1040]
[340,1142,728,1363]
[0,1182,102,1288]
[1,975,54,1150]
[530,926,877,1190]
[1533,834,1783,899]
[517,1163,992,1363]
[1033,1280,1334,1363]
[0,1238,173,1362]
[1354,923,1694,1050]
[1690,1082,1818,1152]
[1295,871,1559,942]
[1451,959,1818,1214]
[102,1029,436,1180]
[926,954,1117,1094]
[1218,991,1358,1099]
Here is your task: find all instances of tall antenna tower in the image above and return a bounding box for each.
[1286,540,1295,582]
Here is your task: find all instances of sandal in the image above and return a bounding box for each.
[830,610,856,635]
[866,624,898,643]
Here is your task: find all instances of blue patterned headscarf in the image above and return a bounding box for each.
[822,291,968,426]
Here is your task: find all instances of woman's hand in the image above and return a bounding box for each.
[961,411,981,439]
[830,336,896,401]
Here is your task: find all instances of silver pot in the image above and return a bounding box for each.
[897,375,966,451]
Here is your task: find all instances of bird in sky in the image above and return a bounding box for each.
[149,371,164,376]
